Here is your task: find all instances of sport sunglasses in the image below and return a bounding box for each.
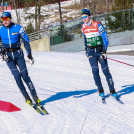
[1,17,10,22]
[81,16,88,19]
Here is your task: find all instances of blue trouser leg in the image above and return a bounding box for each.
[6,55,37,97]
[6,60,28,97]
[89,55,103,90]
[87,48,115,91]
[16,56,37,97]
[98,57,115,91]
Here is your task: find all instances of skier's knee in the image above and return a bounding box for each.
[92,67,99,74]
[22,74,30,82]
[102,67,110,76]
[13,73,21,80]
[21,70,30,82]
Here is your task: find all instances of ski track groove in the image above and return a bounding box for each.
[90,98,134,132]
[0,112,24,134]
[1,53,134,134]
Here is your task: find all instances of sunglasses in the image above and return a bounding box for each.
[81,16,88,19]
[1,17,10,22]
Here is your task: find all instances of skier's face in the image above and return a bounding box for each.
[2,17,11,27]
[81,14,91,24]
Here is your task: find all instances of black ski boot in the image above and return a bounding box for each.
[110,90,117,98]
[99,88,104,97]
[33,96,41,106]
[25,95,33,106]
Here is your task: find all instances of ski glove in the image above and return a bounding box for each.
[100,50,107,60]
[0,47,9,61]
[86,51,90,57]
[27,53,34,65]
[85,46,90,57]
[0,46,4,55]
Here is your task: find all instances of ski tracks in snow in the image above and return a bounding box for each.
[0,112,26,134]
[79,95,134,134]
[0,53,134,134]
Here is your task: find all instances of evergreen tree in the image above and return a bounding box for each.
[24,0,45,31]
[107,0,133,32]
[25,22,34,34]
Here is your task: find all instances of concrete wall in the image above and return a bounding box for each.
[51,38,84,52]
[107,44,134,52]
[51,30,134,52]
[21,36,50,52]
[109,30,134,47]
[21,30,134,52]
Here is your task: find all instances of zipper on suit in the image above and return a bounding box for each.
[95,48,96,53]
[8,28,14,59]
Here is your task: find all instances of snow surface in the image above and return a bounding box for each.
[1,0,80,29]
[0,51,134,134]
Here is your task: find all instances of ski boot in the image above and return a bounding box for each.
[25,95,33,106]
[33,96,41,106]
[99,88,106,103]
[110,90,117,98]
[33,96,48,114]
[99,88,104,97]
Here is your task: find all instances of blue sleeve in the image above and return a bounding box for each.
[82,32,87,45]
[82,27,87,51]
[19,26,31,54]
[98,23,108,50]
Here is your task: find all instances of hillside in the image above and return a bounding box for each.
[0,0,80,29]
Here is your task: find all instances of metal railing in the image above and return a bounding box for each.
[94,8,134,34]
[28,28,50,42]
[26,8,134,45]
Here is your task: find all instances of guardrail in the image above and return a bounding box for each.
[28,8,134,46]
[28,28,50,42]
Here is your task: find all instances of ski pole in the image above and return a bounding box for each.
[108,57,134,67]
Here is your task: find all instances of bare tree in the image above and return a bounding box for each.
[106,0,109,12]
[112,0,115,6]
[58,0,63,25]
[13,0,19,24]
[80,0,84,9]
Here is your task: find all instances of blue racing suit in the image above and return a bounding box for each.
[82,20,115,91]
[0,22,37,98]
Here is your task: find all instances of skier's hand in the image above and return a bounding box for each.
[85,51,89,57]
[2,55,9,61]
[27,53,34,65]
[0,47,9,62]
[0,47,5,56]
[100,50,107,60]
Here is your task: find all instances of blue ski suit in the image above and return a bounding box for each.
[82,20,115,91]
[0,22,37,98]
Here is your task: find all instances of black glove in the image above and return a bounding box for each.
[85,51,89,57]
[85,46,90,57]
[0,47,9,61]
[0,46,5,55]
[27,53,34,65]
[100,50,107,61]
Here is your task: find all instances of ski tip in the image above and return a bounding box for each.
[116,98,124,104]
[102,99,106,104]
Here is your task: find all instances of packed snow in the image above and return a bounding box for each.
[0,51,134,134]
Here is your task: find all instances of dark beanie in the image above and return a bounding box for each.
[1,12,11,18]
[81,9,91,16]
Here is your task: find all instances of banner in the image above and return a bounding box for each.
[0,6,11,12]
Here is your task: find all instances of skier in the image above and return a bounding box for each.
[81,9,117,98]
[0,12,41,106]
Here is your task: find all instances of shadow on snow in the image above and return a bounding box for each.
[103,84,134,99]
[41,89,97,105]
[117,84,134,98]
